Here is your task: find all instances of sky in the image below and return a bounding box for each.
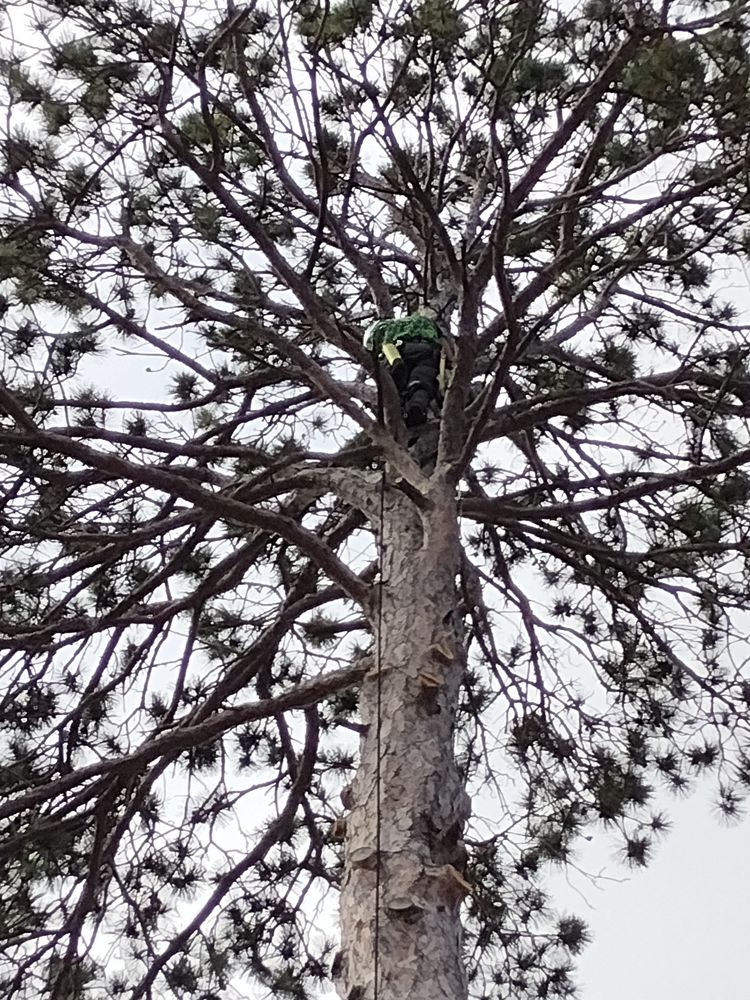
[550,782,750,1000]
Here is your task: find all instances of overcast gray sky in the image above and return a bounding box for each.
[549,782,750,999]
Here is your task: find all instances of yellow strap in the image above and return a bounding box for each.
[438,349,454,392]
[382,342,402,365]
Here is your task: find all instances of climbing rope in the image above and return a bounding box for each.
[374,469,385,1000]
[372,351,387,1000]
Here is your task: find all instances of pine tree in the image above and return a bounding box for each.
[2,1,750,998]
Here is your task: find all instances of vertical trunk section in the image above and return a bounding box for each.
[336,483,470,1000]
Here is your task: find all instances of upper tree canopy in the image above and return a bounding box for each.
[2,0,750,997]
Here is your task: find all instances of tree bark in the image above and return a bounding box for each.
[337,478,470,1000]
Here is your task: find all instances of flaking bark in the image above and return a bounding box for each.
[337,479,470,1000]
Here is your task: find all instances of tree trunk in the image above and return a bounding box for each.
[336,479,470,1000]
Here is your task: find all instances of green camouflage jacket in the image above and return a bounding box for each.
[362,314,439,352]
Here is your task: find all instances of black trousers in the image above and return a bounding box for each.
[387,340,441,417]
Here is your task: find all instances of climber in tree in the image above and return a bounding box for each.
[363,309,443,427]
